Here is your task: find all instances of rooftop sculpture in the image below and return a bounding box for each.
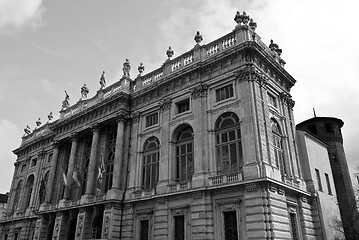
[99,71,106,88]
[122,59,131,77]
[81,84,89,100]
[62,91,70,109]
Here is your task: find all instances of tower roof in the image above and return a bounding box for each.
[296,117,344,129]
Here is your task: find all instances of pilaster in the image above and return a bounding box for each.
[157,98,172,194]
[64,133,79,199]
[191,83,208,188]
[46,141,59,203]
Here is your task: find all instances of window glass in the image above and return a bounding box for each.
[174,215,185,240]
[223,211,238,240]
[216,85,234,102]
[176,99,190,114]
[175,126,194,182]
[145,112,159,127]
[142,137,159,190]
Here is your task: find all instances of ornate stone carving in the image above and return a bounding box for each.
[36,118,41,127]
[99,71,106,88]
[160,98,172,111]
[166,46,174,59]
[194,31,203,44]
[280,92,295,108]
[103,215,110,237]
[245,183,258,192]
[138,63,145,76]
[24,125,31,135]
[234,11,250,26]
[249,18,257,30]
[81,84,89,99]
[48,112,53,122]
[75,215,84,240]
[62,91,70,110]
[191,83,208,99]
[235,64,264,84]
[122,59,131,77]
[132,112,140,123]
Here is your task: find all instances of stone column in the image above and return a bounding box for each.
[191,84,208,188]
[45,141,59,203]
[64,134,78,199]
[85,126,100,196]
[107,114,126,199]
[157,98,171,194]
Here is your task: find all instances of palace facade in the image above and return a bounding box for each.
[0,11,348,240]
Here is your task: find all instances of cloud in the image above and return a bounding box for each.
[0,119,21,193]
[0,0,46,31]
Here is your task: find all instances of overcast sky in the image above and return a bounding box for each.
[0,0,358,193]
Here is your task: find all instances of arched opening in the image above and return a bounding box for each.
[271,118,286,175]
[24,175,35,209]
[215,112,243,174]
[46,220,55,240]
[104,126,117,192]
[173,124,194,182]
[92,215,103,239]
[142,137,160,191]
[67,218,77,240]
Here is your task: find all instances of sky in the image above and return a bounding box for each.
[0,0,358,193]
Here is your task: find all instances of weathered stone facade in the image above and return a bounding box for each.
[0,11,345,240]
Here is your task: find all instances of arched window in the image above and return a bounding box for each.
[12,180,23,212]
[142,137,160,191]
[46,220,55,240]
[215,112,243,174]
[271,119,286,174]
[175,125,194,182]
[24,175,35,209]
[92,215,103,239]
[105,126,117,192]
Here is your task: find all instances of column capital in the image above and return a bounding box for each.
[160,98,172,111]
[38,149,46,159]
[51,140,59,148]
[132,112,141,123]
[191,83,208,99]
[70,132,79,141]
[116,113,128,122]
[91,123,100,132]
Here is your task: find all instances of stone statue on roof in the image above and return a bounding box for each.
[36,118,41,127]
[48,112,53,121]
[24,125,31,135]
[81,84,89,99]
[99,71,106,88]
[122,59,131,77]
[62,91,70,109]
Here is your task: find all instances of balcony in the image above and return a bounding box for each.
[208,171,243,186]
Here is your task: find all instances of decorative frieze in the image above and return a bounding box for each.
[191,83,208,99]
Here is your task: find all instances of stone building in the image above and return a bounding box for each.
[0,11,346,240]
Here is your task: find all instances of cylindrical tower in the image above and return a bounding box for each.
[297,117,358,239]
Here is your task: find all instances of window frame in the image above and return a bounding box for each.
[215,84,234,102]
[145,112,159,128]
[324,173,332,195]
[176,98,190,115]
[170,207,189,240]
[175,126,194,182]
[136,210,153,240]
[315,168,323,192]
[142,137,160,191]
[215,112,243,174]
[268,93,278,108]
[287,205,301,240]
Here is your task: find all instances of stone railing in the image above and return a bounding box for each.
[208,171,243,186]
[22,124,51,145]
[142,68,164,86]
[168,181,192,192]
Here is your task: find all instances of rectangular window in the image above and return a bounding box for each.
[30,158,37,167]
[145,112,158,127]
[176,99,190,114]
[216,85,234,102]
[325,173,332,195]
[289,212,298,240]
[268,93,277,108]
[140,220,149,240]
[174,215,185,240]
[47,153,53,163]
[315,169,323,191]
[20,164,27,172]
[223,211,238,240]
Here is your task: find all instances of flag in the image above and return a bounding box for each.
[73,164,82,187]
